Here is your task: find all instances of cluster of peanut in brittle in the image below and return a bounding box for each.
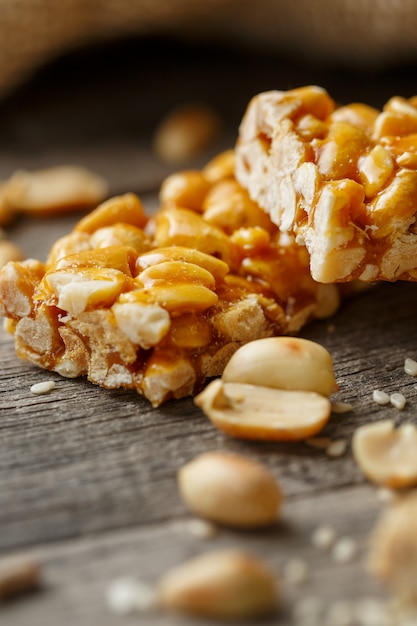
[0,150,340,406]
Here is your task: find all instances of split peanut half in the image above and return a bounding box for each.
[352,420,417,488]
[195,380,332,441]
[195,336,337,441]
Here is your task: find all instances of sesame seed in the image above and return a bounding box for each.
[390,392,406,410]
[185,518,218,539]
[372,389,390,405]
[311,524,337,550]
[30,380,56,395]
[332,537,358,563]
[404,358,417,377]
[106,578,157,615]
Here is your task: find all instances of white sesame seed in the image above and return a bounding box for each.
[332,537,358,563]
[311,524,337,550]
[332,401,353,414]
[106,578,141,615]
[30,380,56,395]
[372,389,390,405]
[390,392,406,410]
[106,578,157,615]
[282,558,309,585]
[404,358,417,377]
[326,439,348,458]
[185,518,218,539]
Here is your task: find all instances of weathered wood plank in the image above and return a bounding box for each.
[1,483,384,626]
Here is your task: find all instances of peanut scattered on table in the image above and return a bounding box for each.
[178,450,282,528]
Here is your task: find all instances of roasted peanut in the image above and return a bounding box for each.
[157,549,278,620]
[0,554,41,600]
[178,451,282,528]
[222,337,338,397]
[90,223,152,254]
[75,193,147,233]
[135,246,229,282]
[4,165,108,216]
[154,207,237,268]
[202,149,235,183]
[195,380,332,441]
[159,171,211,212]
[153,104,221,164]
[352,420,417,488]
[137,260,216,290]
[42,267,132,316]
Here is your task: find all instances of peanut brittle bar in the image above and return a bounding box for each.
[235,85,417,283]
[0,152,340,406]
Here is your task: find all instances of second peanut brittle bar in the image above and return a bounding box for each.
[235,85,417,283]
[0,152,340,406]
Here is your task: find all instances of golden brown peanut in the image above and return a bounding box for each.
[159,170,211,212]
[178,451,282,528]
[135,246,229,282]
[167,314,211,348]
[153,104,221,164]
[0,240,24,269]
[202,149,235,183]
[4,165,108,216]
[368,492,417,606]
[75,193,147,233]
[203,179,275,234]
[352,420,417,488]
[0,554,41,600]
[42,267,132,316]
[55,246,138,276]
[358,144,394,198]
[158,549,278,620]
[154,207,237,268]
[137,260,216,290]
[195,380,332,441]
[121,282,218,314]
[89,223,152,254]
[222,337,338,397]
[46,232,92,267]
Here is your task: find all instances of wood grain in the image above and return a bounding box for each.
[1,35,417,625]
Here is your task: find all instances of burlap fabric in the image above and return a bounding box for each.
[1,0,417,96]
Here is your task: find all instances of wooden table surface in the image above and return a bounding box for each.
[1,37,417,625]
